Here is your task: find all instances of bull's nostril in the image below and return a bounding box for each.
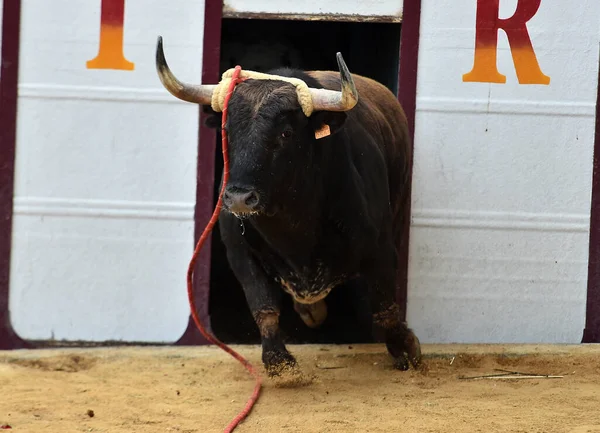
[245,192,259,208]
[223,192,233,207]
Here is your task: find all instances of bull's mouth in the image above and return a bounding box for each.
[223,202,262,219]
[230,210,260,219]
[223,205,277,219]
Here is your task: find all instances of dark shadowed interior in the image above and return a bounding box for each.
[209,18,402,344]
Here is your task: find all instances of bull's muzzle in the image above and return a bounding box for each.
[223,186,261,216]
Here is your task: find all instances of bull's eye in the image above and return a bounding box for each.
[281,129,293,139]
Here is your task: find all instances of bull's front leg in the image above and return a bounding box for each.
[253,305,297,377]
[365,242,422,371]
[220,232,297,376]
[233,259,297,376]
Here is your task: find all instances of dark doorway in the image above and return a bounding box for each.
[209,18,402,344]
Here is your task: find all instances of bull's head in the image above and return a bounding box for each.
[155,36,358,218]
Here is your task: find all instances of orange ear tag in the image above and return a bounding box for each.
[314,124,331,140]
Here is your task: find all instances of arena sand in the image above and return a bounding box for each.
[1,344,600,432]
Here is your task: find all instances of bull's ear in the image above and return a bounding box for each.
[202,104,222,129]
[310,111,347,140]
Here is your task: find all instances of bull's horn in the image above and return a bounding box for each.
[309,52,358,112]
[155,36,216,105]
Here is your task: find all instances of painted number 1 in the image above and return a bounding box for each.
[87,0,134,70]
[463,0,550,85]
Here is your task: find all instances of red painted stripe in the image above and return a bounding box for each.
[176,0,224,345]
[396,0,422,321]
[0,0,29,349]
[99,0,126,28]
[582,56,600,343]
[475,0,542,47]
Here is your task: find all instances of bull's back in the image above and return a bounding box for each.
[308,71,412,240]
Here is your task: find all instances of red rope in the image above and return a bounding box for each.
[186,65,261,432]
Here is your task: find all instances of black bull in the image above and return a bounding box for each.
[156,37,422,376]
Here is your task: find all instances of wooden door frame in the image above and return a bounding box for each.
[176,0,424,343]
[173,0,225,345]
[582,60,600,343]
[0,0,29,349]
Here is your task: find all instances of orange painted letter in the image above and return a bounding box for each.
[463,0,550,85]
[87,0,134,70]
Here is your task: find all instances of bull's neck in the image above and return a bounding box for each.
[252,193,322,237]
[250,184,328,259]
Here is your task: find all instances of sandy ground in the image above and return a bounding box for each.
[1,344,600,433]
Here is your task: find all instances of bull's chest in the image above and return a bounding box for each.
[248,217,361,305]
[273,265,351,305]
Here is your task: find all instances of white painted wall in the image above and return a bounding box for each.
[408,0,600,343]
[8,0,599,345]
[9,0,205,342]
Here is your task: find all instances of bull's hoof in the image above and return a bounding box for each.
[385,326,422,371]
[402,329,422,369]
[266,358,298,378]
[263,350,298,378]
[407,332,423,369]
[265,354,312,387]
[293,300,328,328]
[392,354,410,371]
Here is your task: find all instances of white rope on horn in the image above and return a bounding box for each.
[210,68,315,117]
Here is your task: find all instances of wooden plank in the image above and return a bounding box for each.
[223,0,402,22]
